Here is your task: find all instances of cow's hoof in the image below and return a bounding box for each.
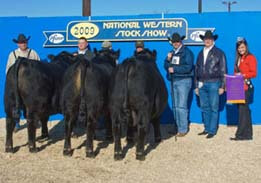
[71,132,78,139]
[86,150,95,158]
[106,135,113,142]
[5,146,14,153]
[114,152,123,161]
[136,153,145,161]
[29,147,38,153]
[38,135,49,143]
[63,149,73,156]
[155,137,161,143]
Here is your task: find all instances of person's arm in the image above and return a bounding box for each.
[164,57,170,71]
[164,52,173,71]
[32,50,40,61]
[6,52,15,74]
[219,51,227,89]
[194,54,200,95]
[244,55,257,79]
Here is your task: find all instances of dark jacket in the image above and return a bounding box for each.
[164,45,194,81]
[195,46,227,88]
[74,49,94,61]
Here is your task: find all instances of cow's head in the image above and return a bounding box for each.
[48,51,75,66]
[93,48,120,67]
[134,48,157,62]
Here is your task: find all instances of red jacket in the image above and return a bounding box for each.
[235,54,257,90]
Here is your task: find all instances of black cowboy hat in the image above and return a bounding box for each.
[169,33,186,43]
[13,34,31,43]
[199,30,218,41]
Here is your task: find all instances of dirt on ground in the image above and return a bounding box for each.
[0,119,260,183]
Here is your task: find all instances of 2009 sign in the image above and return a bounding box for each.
[70,22,99,39]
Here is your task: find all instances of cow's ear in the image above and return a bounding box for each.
[93,48,98,55]
[48,54,55,61]
[115,49,120,58]
[152,50,157,58]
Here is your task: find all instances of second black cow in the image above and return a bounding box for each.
[61,49,120,157]
[109,49,168,161]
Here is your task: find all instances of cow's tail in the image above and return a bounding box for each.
[78,60,88,125]
[13,58,22,120]
[122,60,135,124]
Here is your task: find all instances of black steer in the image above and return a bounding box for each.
[4,52,75,153]
[109,49,168,160]
[61,49,120,157]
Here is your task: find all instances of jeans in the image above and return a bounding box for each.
[171,78,192,133]
[199,81,220,135]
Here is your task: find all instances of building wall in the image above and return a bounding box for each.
[0,12,260,124]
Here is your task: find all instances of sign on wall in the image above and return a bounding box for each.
[43,18,214,47]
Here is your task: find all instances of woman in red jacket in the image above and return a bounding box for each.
[231,38,257,141]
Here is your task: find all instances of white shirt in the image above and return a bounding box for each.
[6,48,40,74]
[174,44,183,54]
[78,48,88,55]
[203,44,214,65]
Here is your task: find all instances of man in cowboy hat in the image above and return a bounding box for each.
[164,32,194,137]
[6,34,40,74]
[73,36,94,60]
[195,30,227,139]
[6,33,40,132]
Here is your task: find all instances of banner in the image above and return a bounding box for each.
[43,18,214,47]
[226,74,245,104]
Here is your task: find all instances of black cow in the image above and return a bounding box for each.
[61,49,120,157]
[109,49,168,160]
[4,51,75,153]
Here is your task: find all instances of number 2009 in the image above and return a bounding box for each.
[70,22,99,39]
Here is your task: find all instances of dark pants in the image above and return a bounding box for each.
[235,90,253,139]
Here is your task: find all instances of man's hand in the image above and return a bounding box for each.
[195,88,199,96]
[167,52,173,61]
[219,88,225,95]
[168,67,174,73]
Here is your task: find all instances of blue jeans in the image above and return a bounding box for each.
[199,81,220,135]
[171,78,192,133]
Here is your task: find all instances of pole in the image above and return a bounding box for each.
[82,0,91,16]
[228,2,231,12]
[198,0,202,13]
[223,1,237,12]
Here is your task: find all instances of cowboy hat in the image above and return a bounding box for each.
[169,33,186,43]
[199,30,218,41]
[13,34,31,43]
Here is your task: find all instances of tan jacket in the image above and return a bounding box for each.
[6,48,40,74]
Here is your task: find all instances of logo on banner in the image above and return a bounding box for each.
[43,18,215,47]
[49,33,65,44]
[190,30,206,42]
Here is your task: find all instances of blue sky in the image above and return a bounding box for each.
[0,0,260,17]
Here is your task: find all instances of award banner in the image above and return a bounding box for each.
[226,74,245,104]
[43,18,214,47]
